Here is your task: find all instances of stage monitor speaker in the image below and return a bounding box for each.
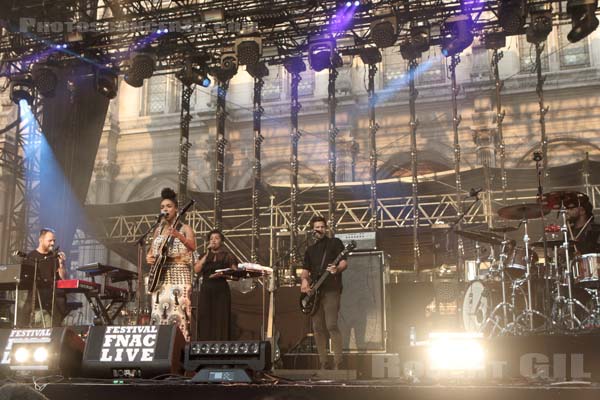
[184,340,271,382]
[340,251,388,352]
[0,327,85,377]
[81,325,185,379]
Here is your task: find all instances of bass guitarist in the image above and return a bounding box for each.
[146,188,196,341]
[301,216,348,370]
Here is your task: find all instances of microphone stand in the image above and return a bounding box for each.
[447,192,481,282]
[134,215,164,324]
[534,152,553,331]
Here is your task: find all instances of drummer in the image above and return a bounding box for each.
[567,199,600,254]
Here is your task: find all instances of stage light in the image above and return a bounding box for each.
[441,14,474,57]
[246,61,269,79]
[400,25,430,60]
[177,56,212,87]
[210,53,239,82]
[370,7,397,48]
[427,332,485,371]
[484,31,506,50]
[9,75,34,106]
[185,340,272,383]
[13,347,29,363]
[31,63,58,97]
[284,57,306,74]
[526,9,553,44]
[308,39,342,72]
[498,0,527,35]
[95,68,119,99]
[567,0,599,43]
[124,51,156,88]
[0,328,85,377]
[234,36,262,66]
[359,47,382,65]
[33,347,49,363]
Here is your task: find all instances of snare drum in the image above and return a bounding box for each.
[573,253,600,288]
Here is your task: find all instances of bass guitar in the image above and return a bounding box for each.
[299,240,356,315]
[147,199,195,293]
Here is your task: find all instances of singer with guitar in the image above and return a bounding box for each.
[301,216,348,370]
[146,188,196,341]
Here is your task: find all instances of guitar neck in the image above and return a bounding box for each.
[311,252,345,291]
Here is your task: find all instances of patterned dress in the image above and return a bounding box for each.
[150,225,192,341]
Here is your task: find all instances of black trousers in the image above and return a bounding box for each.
[197,279,231,341]
[311,289,343,366]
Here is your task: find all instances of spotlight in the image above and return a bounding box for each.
[31,63,58,97]
[234,36,262,66]
[484,31,506,50]
[498,0,527,35]
[124,51,156,88]
[33,347,49,363]
[211,53,238,82]
[95,68,119,99]
[1,328,85,377]
[441,14,474,57]
[308,39,342,72]
[246,61,269,79]
[427,332,485,372]
[526,9,553,44]
[9,75,34,106]
[370,7,398,48]
[177,56,212,87]
[400,25,430,60]
[359,47,382,65]
[283,56,306,74]
[567,0,599,43]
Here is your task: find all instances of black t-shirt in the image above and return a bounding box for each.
[25,250,66,313]
[303,237,346,292]
[574,223,600,254]
[199,249,238,283]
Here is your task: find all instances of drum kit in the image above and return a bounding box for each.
[460,190,600,336]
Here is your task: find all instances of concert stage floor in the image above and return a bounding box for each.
[39,380,600,400]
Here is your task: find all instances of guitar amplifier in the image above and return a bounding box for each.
[335,232,377,251]
[340,251,389,352]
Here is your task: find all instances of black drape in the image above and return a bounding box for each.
[40,63,109,255]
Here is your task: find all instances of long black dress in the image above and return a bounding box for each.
[197,249,237,340]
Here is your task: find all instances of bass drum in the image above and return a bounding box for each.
[462,280,527,333]
[462,280,497,333]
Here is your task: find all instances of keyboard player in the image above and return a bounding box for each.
[18,228,67,327]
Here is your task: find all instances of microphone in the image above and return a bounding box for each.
[12,250,27,258]
[469,187,483,197]
[533,151,543,162]
[157,211,167,220]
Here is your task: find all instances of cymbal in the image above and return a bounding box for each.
[540,191,589,210]
[489,226,518,233]
[531,239,578,248]
[497,203,550,220]
[455,229,504,245]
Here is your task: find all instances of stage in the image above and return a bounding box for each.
[33,379,600,400]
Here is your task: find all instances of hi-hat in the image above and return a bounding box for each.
[455,229,504,245]
[497,203,550,220]
[540,191,589,210]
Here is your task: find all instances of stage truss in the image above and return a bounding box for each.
[90,182,600,262]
